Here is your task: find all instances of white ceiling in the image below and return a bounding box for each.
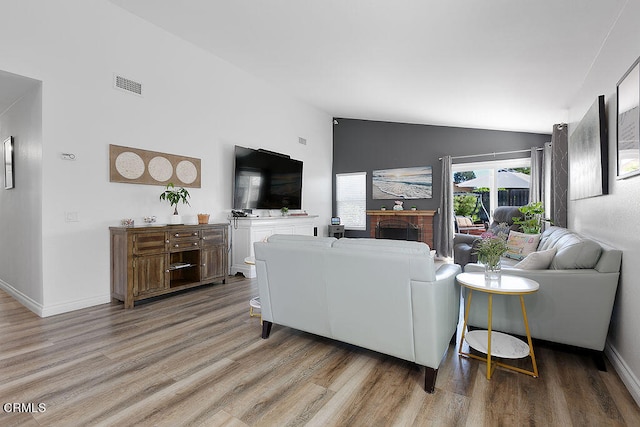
[2,2,629,134]
[0,70,40,116]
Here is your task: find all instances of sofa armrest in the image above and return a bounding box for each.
[411,263,462,368]
[454,233,481,246]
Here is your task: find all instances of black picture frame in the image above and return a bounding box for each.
[3,136,14,190]
[616,57,640,179]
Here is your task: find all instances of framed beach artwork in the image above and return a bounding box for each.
[372,166,432,199]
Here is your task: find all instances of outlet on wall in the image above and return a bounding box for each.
[65,211,79,222]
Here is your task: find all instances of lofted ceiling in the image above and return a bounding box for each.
[0,70,40,116]
[3,1,628,134]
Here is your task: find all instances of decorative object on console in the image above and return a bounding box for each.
[393,200,404,210]
[568,95,608,200]
[121,218,134,227]
[197,213,210,224]
[143,216,157,224]
[159,182,190,224]
[109,144,201,187]
[280,207,289,216]
[372,166,433,199]
[380,206,387,210]
[616,56,640,179]
[3,136,14,190]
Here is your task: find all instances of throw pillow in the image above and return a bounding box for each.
[514,247,557,270]
[504,231,541,260]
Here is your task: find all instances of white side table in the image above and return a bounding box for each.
[456,272,539,379]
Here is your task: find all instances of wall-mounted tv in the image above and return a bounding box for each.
[233,145,303,210]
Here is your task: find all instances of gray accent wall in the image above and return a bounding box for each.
[332,118,550,237]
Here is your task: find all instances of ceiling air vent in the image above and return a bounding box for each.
[113,74,142,96]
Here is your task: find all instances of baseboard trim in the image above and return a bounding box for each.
[40,295,111,317]
[0,278,44,316]
[0,278,110,317]
[605,340,640,407]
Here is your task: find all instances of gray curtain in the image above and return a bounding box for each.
[435,155,454,257]
[550,124,568,227]
[529,146,543,203]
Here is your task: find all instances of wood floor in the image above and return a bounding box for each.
[1,276,639,426]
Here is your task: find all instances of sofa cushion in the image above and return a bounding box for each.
[538,227,602,269]
[504,231,541,260]
[333,238,431,256]
[514,247,557,270]
[267,234,336,247]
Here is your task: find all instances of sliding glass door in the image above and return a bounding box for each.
[452,158,531,223]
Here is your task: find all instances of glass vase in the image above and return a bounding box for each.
[484,259,501,281]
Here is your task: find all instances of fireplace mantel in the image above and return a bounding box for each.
[366,210,436,248]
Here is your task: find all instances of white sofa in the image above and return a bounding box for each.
[463,226,622,364]
[254,235,462,392]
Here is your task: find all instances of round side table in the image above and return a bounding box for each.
[456,272,539,379]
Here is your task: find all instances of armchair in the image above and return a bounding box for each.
[453,206,523,266]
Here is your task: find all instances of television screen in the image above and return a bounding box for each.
[233,146,303,210]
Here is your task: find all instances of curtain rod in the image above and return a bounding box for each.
[439,146,544,161]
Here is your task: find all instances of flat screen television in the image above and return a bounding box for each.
[233,145,303,210]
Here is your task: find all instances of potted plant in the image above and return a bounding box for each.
[380,206,387,211]
[473,228,508,280]
[512,202,545,234]
[280,207,289,216]
[159,182,190,224]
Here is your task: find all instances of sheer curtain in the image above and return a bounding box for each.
[435,155,453,257]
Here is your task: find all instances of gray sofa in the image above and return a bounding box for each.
[463,226,622,361]
[453,206,524,266]
[254,235,462,392]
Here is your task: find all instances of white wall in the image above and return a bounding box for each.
[0,83,43,311]
[567,0,640,405]
[0,0,332,316]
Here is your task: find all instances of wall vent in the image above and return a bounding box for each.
[113,74,142,96]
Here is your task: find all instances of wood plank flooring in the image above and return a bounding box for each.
[1,276,639,426]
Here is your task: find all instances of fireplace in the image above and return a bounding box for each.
[366,210,435,248]
[376,219,421,241]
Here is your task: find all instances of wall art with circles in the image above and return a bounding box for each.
[109,144,201,188]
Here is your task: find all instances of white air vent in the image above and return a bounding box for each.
[113,74,142,96]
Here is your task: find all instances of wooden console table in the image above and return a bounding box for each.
[110,223,228,308]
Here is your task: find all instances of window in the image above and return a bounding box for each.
[336,172,367,230]
[453,158,531,222]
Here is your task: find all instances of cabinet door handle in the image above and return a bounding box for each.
[174,244,180,248]
[193,232,198,236]
[165,240,170,243]
[175,233,180,237]
[193,242,198,246]
[165,269,170,273]
[201,263,206,267]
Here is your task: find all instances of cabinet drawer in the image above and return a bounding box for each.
[170,230,201,240]
[133,231,167,255]
[169,229,200,251]
[201,228,226,247]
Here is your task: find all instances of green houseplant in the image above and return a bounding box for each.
[512,202,544,234]
[473,228,508,280]
[159,183,190,224]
